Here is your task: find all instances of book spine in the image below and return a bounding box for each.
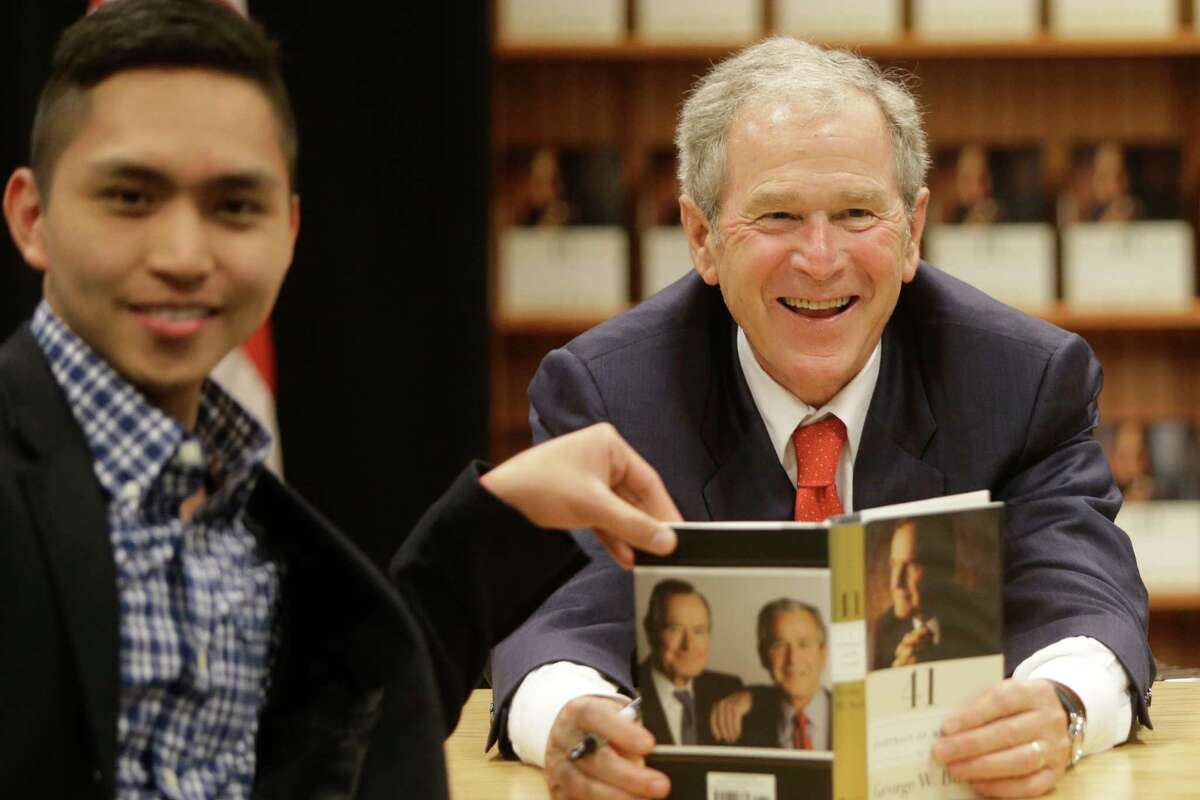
[830,520,868,800]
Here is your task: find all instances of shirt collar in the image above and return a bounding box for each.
[30,300,271,512]
[736,326,880,476]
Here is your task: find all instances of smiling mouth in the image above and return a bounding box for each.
[779,296,856,319]
[130,304,217,321]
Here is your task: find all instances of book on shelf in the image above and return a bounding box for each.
[634,0,762,44]
[773,0,901,42]
[639,148,692,299]
[912,0,1039,40]
[923,145,1055,310]
[1098,420,1200,502]
[496,0,626,45]
[1098,420,1200,597]
[498,146,629,317]
[1059,142,1194,311]
[634,492,1004,799]
[1050,0,1179,39]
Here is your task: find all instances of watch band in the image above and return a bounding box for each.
[1050,681,1087,768]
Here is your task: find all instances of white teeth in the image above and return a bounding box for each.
[782,296,850,311]
[145,307,208,321]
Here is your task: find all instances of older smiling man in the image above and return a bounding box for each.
[490,36,1153,800]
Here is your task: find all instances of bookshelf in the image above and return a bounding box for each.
[489,3,1200,663]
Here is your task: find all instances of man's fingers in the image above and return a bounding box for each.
[574,481,677,560]
[605,426,683,524]
[573,702,656,756]
[941,679,1053,737]
[570,745,670,799]
[594,530,635,570]
[968,767,1061,799]
[943,736,1067,782]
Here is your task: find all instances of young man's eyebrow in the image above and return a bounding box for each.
[88,160,281,191]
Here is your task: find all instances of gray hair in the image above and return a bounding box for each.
[675,37,929,228]
[756,598,826,668]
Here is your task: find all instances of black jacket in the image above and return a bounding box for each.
[0,325,586,798]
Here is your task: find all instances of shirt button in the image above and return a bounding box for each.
[119,482,139,503]
[162,768,179,792]
[197,650,208,678]
[91,768,102,784]
[176,440,204,468]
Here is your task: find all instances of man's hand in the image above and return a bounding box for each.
[544,696,670,800]
[709,690,753,743]
[482,423,682,568]
[933,679,1071,798]
[891,625,934,667]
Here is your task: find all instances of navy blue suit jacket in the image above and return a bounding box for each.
[489,265,1154,752]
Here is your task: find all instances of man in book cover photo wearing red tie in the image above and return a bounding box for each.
[489,36,1153,800]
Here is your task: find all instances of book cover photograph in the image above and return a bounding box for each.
[1058,142,1194,309]
[923,145,1054,309]
[633,497,1003,800]
[639,148,691,300]
[1098,420,1200,502]
[497,146,628,314]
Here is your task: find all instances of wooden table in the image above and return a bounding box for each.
[446,680,1200,799]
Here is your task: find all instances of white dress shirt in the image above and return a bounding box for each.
[507,327,1133,766]
[777,688,831,751]
[649,667,693,745]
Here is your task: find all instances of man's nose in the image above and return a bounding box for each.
[789,214,839,281]
[146,203,215,284]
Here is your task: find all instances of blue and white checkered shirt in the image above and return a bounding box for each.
[32,302,280,799]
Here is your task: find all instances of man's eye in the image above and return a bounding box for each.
[101,187,152,212]
[763,211,796,221]
[217,198,265,223]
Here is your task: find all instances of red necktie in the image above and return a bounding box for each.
[793,712,813,750]
[792,415,846,522]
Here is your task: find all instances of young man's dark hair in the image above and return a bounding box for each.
[30,0,298,195]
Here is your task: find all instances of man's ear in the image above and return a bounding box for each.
[902,187,930,283]
[3,168,51,272]
[680,194,720,286]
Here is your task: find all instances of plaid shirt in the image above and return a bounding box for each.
[32,302,280,800]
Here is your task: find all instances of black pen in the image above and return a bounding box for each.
[567,696,643,761]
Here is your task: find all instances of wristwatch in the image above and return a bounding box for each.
[1050,681,1087,768]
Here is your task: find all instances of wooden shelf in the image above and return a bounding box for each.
[1039,303,1200,332]
[492,304,1200,336]
[493,308,628,335]
[495,34,1200,63]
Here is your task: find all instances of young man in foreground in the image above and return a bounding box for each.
[0,1,677,796]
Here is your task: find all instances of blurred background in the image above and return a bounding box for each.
[3,1,1196,743]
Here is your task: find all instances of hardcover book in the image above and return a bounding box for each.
[913,0,1039,40]
[1059,143,1194,310]
[497,0,626,44]
[497,146,628,316]
[923,145,1055,310]
[1051,0,1177,38]
[639,149,691,300]
[634,493,1004,799]
[635,0,762,43]
[773,0,901,42]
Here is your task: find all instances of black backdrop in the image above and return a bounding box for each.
[2,1,492,572]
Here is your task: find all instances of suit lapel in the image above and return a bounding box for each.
[854,317,944,510]
[3,329,118,785]
[700,322,795,522]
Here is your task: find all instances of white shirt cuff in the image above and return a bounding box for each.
[506,661,625,767]
[1012,636,1133,756]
